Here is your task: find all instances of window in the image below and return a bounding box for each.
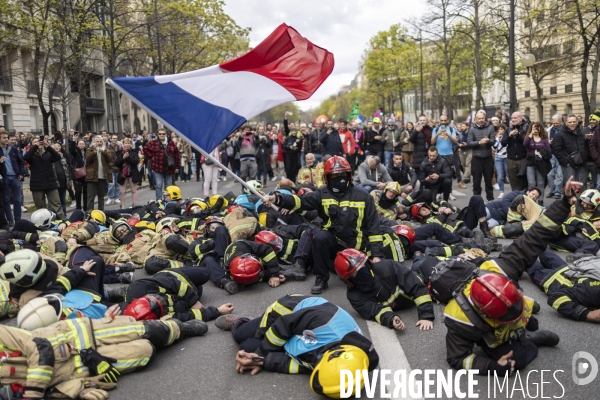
[30,107,38,130]
[525,91,531,98]
[565,104,572,114]
[2,105,11,129]
[565,84,573,93]
[550,86,557,94]
[551,105,557,117]
[0,56,12,92]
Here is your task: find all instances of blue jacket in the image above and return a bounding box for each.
[486,190,525,223]
[3,145,25,177]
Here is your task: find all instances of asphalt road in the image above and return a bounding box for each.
[4,176,600,399]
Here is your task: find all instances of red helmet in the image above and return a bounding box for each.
[126,217,140,227]
[394,225,415,245]
[297,187,313,196]
[123,294,167,320]
[411,203,430,222]
[334,248,368,286]
[254,231,283,253]
[226,205,244,214]
[229,254,264,285]
[470,273,524,323]
[323,156,352,184]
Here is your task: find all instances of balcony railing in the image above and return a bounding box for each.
[27,79,38,94]
[565,84,573,93]
[550,86,557,94]
[0,76,12,92]
[85,98,105,114]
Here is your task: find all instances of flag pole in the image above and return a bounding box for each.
[105,78,271,203]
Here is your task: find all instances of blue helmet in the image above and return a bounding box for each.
[234,194,256,211]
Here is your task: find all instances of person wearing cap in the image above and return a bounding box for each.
[365,117,384,161]
[382,119,400,168]
[491,116,500,132]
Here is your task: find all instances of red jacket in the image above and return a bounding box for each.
[339,129,357,155]
[143,139,181,174]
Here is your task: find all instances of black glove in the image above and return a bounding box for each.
[210,197,224,213]
[79,348,120,383]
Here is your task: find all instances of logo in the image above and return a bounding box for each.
[13,264,20,273]
[572,351,598,386]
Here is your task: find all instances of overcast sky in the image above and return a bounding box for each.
[223,0,427,111]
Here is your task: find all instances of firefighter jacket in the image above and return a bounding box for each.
[224,240,281,280]
[274,186,384,257]
[146,233,192,262]
[0,279,19,319]
[255,296,379,375]
[60,221,99,243]
[224,207,259,242]
[560,216,600,243]
[0,316,180,399]
[444,195,572,375]
[177,216,206,234]
[370,190,399,220]
[115,231,160,266]
[126,268,220,322]
[39,237,69,265]
[381,226,408,262]
[83,231,121,261]
[296,163,324,187]
[270,224,313,264]
[491,195,542,238]
[541,266,600,321]
[347,260,434,329]
[0,231,39,254]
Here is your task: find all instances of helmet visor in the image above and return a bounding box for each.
[496,296,524,322]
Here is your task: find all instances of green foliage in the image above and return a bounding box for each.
[249,102,300,126]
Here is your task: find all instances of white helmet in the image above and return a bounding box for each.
[580,189,600,207]
[17,295,62,330]
[0,249,46,288]
[31,208,56,228]
[243,180,263,194]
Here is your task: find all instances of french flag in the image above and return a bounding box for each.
[107,24,334,152]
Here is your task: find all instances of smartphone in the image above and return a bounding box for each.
[40,135,45,141]
[440,125,446,130]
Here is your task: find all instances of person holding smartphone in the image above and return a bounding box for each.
[85,135,114,211]
[23,135,66,220]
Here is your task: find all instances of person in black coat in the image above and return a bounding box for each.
[551,115,586,184]
[115,137,141,207]
[283,129,302,182]
[319,123,343,157]
[23,136,66,219]
[69,137,87,211]
[418,147,452,201]
[51,143,71,217]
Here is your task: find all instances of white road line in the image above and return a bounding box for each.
[451,190,467,196]
[366,320,424,400]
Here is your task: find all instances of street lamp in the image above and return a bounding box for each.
[520,54,536,76]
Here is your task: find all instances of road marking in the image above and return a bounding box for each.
[451,190,467,197]
[366,320,424,400]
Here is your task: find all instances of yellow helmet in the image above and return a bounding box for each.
[89,210,107,225]
[186,200,208,216]
[258,212,268,227]
[384,181,402,196]
[310,345,369,398]
[208,195,229,209]
[163,185,182,201]
[135,221,156,231]
[155,217,179,233]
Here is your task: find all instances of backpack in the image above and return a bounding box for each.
[426,259,479,304]
[564,256,600,281]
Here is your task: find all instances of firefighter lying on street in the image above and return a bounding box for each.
[333,248,434,331]
[213,294,379,398]
[527,249,600,322]
[0,308,207,399]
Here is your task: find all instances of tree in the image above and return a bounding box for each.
[138,0,250,75]
[363,25,419,124]
[415,0,461,119]
[559,0,600,119]
[519,0,576,121]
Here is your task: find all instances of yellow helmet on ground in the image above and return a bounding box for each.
[89,210,107,225]
[135,221,156,231]
[208,195,229,209]
[155,217,179,233]
[258,212,268,227]
[163,185,182,201]
[186,200,208,216]
[384,181,402,196]
[310,345,369,398]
